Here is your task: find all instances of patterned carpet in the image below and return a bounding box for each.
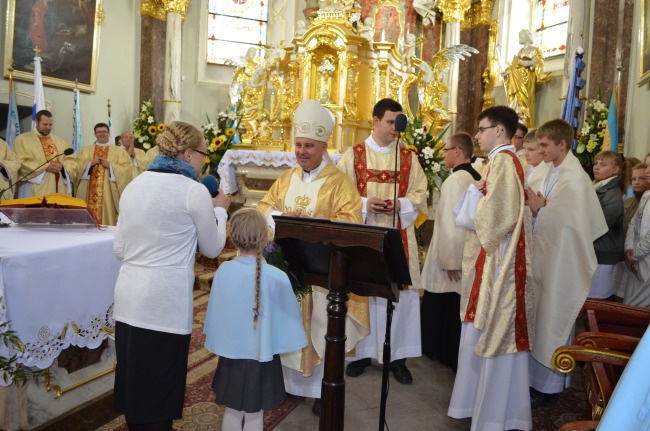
[531,371,591,430]
[96,290,302,431]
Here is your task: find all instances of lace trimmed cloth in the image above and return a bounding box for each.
[217,149,343,194]
[0,226,120,374]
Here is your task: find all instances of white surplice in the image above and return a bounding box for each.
[529,152,608,392]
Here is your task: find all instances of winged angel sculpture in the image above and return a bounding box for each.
[415,44,478,124]
[226,47,268,118]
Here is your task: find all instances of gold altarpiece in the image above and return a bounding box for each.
[234,3,450,153]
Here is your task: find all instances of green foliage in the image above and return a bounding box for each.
[132,99,165,151]
[0,321,44,386]
[402,115,451,193]
[263,242,311,300]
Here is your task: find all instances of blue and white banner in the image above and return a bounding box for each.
[31,56,46,130]
[72,89,83,154]
[6,77,20,148]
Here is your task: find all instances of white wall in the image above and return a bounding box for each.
[0,1,139,147]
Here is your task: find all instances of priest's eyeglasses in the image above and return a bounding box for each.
[442,147,458,152]
[477,124,498,134]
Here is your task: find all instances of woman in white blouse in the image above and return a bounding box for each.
[112,121,230,431]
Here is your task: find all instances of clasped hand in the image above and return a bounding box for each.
[525,187,546,215]
[367,196,400,214]
[45,162,63,173]
[92,157,110,168]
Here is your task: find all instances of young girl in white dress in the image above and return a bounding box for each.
[203,208,307,430]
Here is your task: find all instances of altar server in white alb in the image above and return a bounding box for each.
[521,131,551,192]
[338,98,428,384]
[420,132,481,371]
[448,106,534,431]
[525,119,608,396]
[257,99,367,415]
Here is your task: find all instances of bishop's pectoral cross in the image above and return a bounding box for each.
[34,46,40,57]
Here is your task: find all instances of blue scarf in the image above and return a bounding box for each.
[147,154,198,182]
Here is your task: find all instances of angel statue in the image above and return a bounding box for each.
[226,47,268,119]
[400,33,416,69]
[416,44,479,126]
[294,20,307,38]
[413,0,437,26]
[358,17,374,50]
[502,29,551,127]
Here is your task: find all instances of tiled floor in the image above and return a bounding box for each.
[275,356,472,431]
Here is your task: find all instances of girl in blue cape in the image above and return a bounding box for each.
[203,208,307,430]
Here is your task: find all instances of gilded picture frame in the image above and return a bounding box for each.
[640,0,650,86]
[3,0,103,93]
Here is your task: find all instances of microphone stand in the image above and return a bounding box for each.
[0,149,72,199]
[379,128,402,431]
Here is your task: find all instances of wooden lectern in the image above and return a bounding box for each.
[274,216,411,431]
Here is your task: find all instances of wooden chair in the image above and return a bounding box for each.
[558,420,599,431]
[580,298,650,337]
[553,343,632,420]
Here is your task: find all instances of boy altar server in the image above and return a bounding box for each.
[526,119,608,394]
[420,132,480,371]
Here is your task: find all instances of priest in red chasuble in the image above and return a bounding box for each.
[75,123,133,225]
[448,106,534,431]
[338,98,428,385]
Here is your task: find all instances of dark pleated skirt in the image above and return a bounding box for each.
[114,321,191,424]
[212,354,286,413]
[420,291,461,372]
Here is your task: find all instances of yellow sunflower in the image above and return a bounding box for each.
[211,136,224,149]
[406,144,418,152]
[225,128,236,137]
[157,123,166,132]
[148,125,157,135]
[204,157,211,164]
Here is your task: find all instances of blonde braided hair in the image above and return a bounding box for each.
[155,121,205,158]
[228,208,269,329]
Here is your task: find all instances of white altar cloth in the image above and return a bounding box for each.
[217,149,342,194]
[0,226,120,370]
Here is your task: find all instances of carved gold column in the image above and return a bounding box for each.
[161,0,190,124]
[437,0,471,134]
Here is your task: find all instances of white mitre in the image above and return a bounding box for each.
[293,99,335,143]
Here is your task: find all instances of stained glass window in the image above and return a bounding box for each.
[532,0,570,58]
[206,0,268,65]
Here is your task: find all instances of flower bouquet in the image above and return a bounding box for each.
[132,99,165,151]
[575,98,608,166]
[263,241,311,300]
[402,114,450,201]
[201,102,243,176]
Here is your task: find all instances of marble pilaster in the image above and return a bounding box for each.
[444,22,461,134]
[164,12,182,124]
[587,0,633,143]
[456,26,489,135]
[139,16,166,121]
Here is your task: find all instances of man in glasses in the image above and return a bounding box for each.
[76,123,133,225]
[448,106,534,431]
[421,132,480,372]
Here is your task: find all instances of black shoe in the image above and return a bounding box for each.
[345,359,371,377]
[530,388,557,407]
[312,398,321,416]
[390,364,413,384]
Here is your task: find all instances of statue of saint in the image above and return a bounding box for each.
[503,29,551,127]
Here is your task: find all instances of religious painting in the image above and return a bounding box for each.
[373,5,403,44]
[640,0,650,86]
[3,0,103,93]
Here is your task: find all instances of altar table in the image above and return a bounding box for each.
[0,225,120,371]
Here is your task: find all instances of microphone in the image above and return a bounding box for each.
[392,113,408,227]
[0,148,74,197]
[200,175,219,198]
[394,114,408,133]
